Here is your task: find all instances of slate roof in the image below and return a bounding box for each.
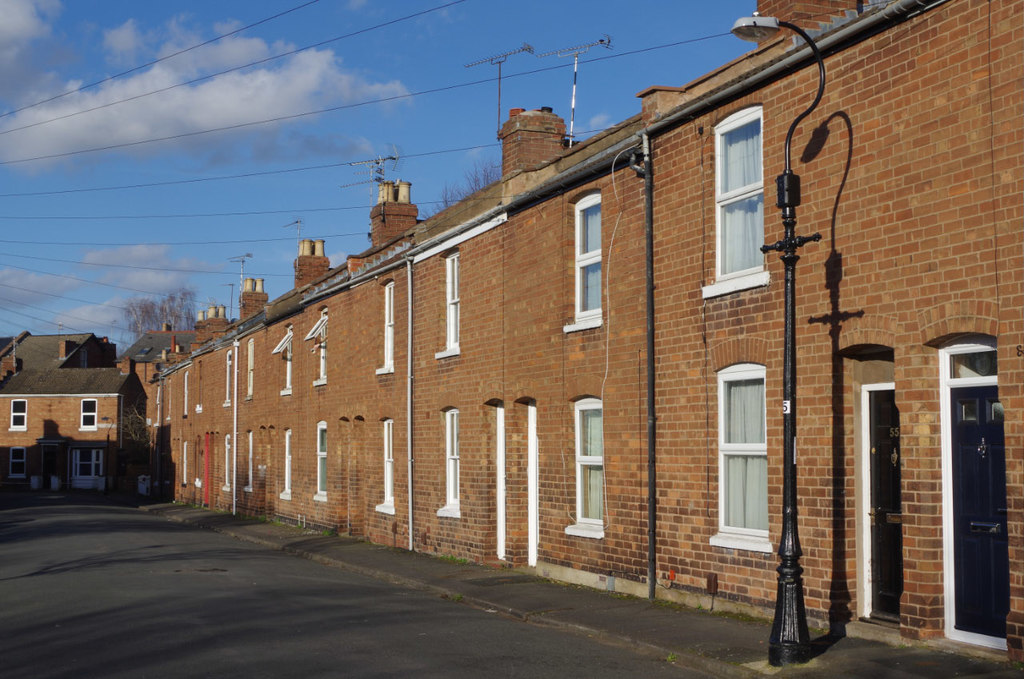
[0,367,133,395]
[121,331,197,362]
[5,334,93,370]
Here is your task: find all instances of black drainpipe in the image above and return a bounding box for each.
[638,132,657,600]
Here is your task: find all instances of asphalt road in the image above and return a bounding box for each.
[0,492,709,679]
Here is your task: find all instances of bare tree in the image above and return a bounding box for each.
[122,287,198,341]
[429,157,502,215]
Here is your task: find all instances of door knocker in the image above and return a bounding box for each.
[978,437,988,459]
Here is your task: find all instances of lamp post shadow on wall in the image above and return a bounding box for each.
[731,13,827,667]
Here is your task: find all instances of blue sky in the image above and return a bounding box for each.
[0,0,754,347]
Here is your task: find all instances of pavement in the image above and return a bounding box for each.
[135,498,1022,678]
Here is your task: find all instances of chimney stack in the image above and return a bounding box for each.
[59,339,77,360]
[240,277,269,320]
[499,107,566,177]
[294,238,331,288]
[369,180,418,248]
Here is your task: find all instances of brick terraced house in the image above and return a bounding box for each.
[0,333,146,491]
[159,0,1024,659]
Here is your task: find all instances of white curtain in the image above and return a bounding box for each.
[721,119,763,275]
[725,378,768,530]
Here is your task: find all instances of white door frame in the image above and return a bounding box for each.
[527,401,538,567]
[495,403,506,561]
[858,382,895,620]
[939,338,1005,650]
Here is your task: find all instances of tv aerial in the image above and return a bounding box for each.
[538,35,612,146]
[466,42,534,137]
[340,145,403,203]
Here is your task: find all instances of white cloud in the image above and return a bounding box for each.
[80,244,213,293]
[0,15,410,166]
[103,19,145,65]
[0,0,62,100]
[587,113,612,133]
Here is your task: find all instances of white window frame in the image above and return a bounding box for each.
[437,409,460,517]
[711,363,772,552]
[222,434,231,491]
[704,107,768,299]
[9,446,26,478]
[272,326,293,395]
[80,399,98,431]
[183,370,190,416]
[280,429,292,500]
[10,399,26,431]
[305,310,328,386]
[436,253,460,357]
[244,430,253,492]
[182,441,189,487]
[246,339,254,399]
[378,282,396,374]
[566,398,605,539]
[566,194,602,332]
[376,419,395,514]
[314,420,328,501]
[223,350,233,407]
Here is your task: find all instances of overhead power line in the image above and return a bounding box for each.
[0,0,322,121]
[0,31,725,167]
[0,143,498,198]
[0,0,468,139]
[0,252,290,277]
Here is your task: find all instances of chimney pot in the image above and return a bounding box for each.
[313,239,325,257]
[243,278,255,292]
[197,310,206,322]
[255,278,264,293]
[396,181,411,204]
[161,322,171,332]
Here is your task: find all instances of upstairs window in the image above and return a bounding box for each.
[712,107,764,293]
[10,399,26,431]
[570,194,602,330]
[81,399,97,430]
[379,282,395,374]
[224,349,233,407]
[183,370,190,416]
[305,310,328,385]
[246,339,254,399]
[272,326,294,395]
[444,253,460,353]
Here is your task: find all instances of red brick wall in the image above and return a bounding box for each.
[159,0,1024,657]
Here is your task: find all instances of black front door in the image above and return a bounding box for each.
[869,389,902,620]
[951,385,1009,638]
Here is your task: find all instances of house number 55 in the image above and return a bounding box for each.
[783,400,791,414]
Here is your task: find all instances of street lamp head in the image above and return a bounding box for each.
[731,14,781,42]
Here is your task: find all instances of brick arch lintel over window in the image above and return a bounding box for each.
[710,336,768,373]
[567,188,600,206]
[918,300,1000,348]
[836,316,897,356]
[565,375,603,402]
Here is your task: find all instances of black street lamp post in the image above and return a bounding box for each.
[731,14,827,667]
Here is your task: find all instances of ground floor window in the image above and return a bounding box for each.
[72,448,104,490]
[711,363,770,552]
[9,447,26,478]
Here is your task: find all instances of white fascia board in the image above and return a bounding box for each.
[412,213,508,264]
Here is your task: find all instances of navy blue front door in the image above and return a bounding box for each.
[951,385,1009,638]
